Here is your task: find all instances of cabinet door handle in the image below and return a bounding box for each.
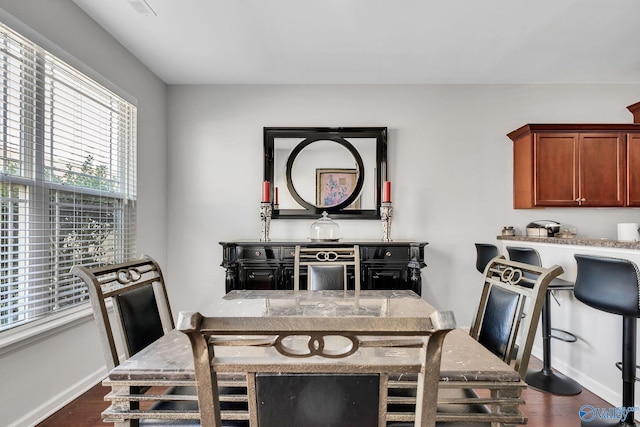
[385,251,392,257]
[248,272,273,279]
[255,251,262,257]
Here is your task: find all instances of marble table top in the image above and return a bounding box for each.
[109,290,521,385]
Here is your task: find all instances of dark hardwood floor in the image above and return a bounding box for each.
[35,357,612,427]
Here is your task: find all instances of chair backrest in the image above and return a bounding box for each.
[474,243,499,274]
[178,309,456,427]
[71,255,174,370]
[293,245,361,291]
[574,254,640,318]
[469,257,563,378]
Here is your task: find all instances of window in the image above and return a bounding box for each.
[0,23,137,332]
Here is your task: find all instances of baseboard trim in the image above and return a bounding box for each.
[530,345,619,407]
[8,368,107,427]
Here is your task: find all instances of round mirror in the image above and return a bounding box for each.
[286,137,365,211]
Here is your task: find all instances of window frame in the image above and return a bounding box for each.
[0,21,137,335]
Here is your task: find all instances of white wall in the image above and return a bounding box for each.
[166,84,640,314]
[166,83,640,404]
[0,1,168,426]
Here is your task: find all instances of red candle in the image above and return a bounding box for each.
[274,187,279,205]
[382,181,391,203]
[262,181,270,202]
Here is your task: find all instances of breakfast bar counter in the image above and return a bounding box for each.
[497,235,640,250]
[495,235,640,408]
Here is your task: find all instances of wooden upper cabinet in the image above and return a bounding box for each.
[577,133,626,207]
[628,134,640,207]
[535,133,577,206]
[508,124,637,209]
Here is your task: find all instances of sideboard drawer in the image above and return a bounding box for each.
[239,246,279,261]
[281,247,297,259]
[365,246,410,260]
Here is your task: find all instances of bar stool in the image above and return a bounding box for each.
[506,246,582,395]
[574,254,640,427]
[475,243,499,274]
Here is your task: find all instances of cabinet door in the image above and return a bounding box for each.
[535,134,578,206]
[578,133,625,207]
[365,266,408,291]
[241,266,279,290]
[627,134,640,206]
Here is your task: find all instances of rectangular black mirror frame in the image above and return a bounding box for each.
[264,127,388,220]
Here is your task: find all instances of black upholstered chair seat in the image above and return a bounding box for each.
[116,283,166,355]
[477,285,521,360]
[308,264,346,291]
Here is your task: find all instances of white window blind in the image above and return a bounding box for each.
[0,22,137,332]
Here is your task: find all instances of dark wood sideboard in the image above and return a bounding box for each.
[219,240,428,295]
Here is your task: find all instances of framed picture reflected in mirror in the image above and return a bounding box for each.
[316,168,361,209]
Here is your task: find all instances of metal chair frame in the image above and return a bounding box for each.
[293,245,361,292]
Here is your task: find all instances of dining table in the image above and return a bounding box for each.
[102,289,527,427]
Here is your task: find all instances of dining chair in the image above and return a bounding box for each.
[470,256,563,379]
[72,255,175,370]
[72,255,236,426]
[293,245,361,291]
[178,308,456,427]
[391,257,563,425]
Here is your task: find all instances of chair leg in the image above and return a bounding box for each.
[525,294,582,395]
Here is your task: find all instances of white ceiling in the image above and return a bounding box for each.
[72,0,640,85]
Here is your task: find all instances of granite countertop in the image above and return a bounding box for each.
[497,235,640,250]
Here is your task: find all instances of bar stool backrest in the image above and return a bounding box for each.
[505,246,543,285]
[474,243,499,274]
[574,254,640,317]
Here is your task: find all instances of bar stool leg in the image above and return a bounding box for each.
[579,317,637,427]
[525,294,582,395]
[621,316,637,426]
